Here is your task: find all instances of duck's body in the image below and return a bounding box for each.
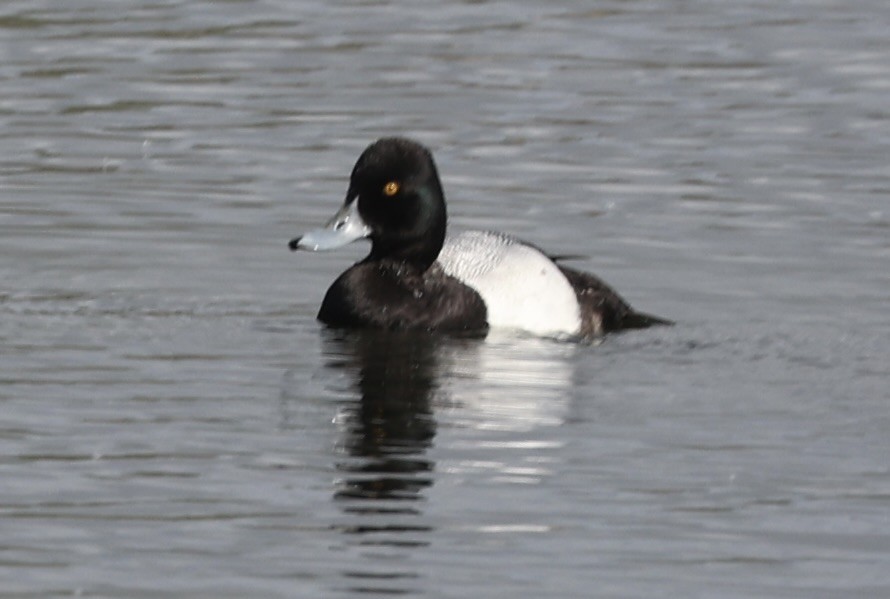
[289,138,670,339]
[439,230,666,337]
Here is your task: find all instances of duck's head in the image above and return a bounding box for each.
[290,137,447,270]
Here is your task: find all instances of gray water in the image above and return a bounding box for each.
[2,1,889,597]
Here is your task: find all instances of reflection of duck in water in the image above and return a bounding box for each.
[290,137,671,339]
[443,332,577,433]
[326,330,443,503]
[325,328,579,503]
[321,327,580,594]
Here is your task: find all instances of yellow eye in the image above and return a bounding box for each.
[383,181,400,196]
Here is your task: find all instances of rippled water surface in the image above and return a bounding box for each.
[2,1,889,597]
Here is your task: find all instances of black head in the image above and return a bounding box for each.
[349,138,447,269]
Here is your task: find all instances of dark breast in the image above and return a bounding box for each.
[318,261,488,333]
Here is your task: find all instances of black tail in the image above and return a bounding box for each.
[620,310,674,330]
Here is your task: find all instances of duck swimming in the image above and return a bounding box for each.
[288,137,671,338]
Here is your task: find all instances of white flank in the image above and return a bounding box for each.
[438,231,581,337]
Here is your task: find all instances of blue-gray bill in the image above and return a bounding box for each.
[288,200,371,252]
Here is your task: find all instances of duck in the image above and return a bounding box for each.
[288,137,671,338]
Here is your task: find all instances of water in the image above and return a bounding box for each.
[2,1,889,597]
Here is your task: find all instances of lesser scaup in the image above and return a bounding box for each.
[289,137,671,338]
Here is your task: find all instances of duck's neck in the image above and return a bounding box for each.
[368,231,443,271]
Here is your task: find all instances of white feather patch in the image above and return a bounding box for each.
[438,231,581,336]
